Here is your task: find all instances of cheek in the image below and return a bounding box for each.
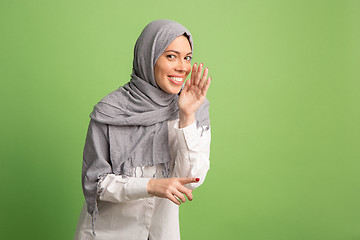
[154,60,166,79]
[154,60,173,88]
[158,62,173,76]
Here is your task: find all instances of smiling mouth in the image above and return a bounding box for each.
[168,76,184,85]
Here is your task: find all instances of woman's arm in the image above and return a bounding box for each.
[82,120,152,205]
[84,120,200,205]
[175,62,211,188]
[147,63,211,204]
[171,120,211,189]
[98,173,152,202]
[146,121,211,205]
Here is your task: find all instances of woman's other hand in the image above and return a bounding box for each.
[147,177,200,205]
[178,63,211,128]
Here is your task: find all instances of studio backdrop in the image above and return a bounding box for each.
[0,0,359,239]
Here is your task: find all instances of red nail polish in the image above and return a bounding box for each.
[195,178,200,182]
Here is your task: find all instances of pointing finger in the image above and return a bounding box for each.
[178,177,200,185]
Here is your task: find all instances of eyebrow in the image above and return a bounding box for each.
[164,50,192,55]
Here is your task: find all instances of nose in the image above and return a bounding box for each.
[175,59,187,72]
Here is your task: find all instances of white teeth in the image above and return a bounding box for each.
[169,77,183,82]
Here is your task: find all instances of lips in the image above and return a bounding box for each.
[167,76,184,85]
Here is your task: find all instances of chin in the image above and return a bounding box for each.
[171,87,182,94]
[162,86,182,94]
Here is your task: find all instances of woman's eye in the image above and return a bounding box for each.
[166,54,176,59]
[185,56,192,61]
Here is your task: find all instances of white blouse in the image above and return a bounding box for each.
[74,119,211,240]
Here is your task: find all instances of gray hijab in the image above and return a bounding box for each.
[82,19,210,233]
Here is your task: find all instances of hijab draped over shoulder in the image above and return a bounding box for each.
[82,19,210,224]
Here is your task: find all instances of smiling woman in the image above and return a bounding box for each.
[74,19,212,240]
[154,35,193,94]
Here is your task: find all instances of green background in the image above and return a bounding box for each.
[1,0,359,239]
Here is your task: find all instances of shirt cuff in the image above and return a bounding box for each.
[99,174,152,202]
[124,177,152,200]
[173,120,199,150]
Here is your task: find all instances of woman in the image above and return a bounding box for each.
[74,19,211,240]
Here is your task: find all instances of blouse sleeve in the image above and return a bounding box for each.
[171,120,211,190]
[98,174,152,202]
[82,120,152,207]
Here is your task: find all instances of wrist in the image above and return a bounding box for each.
[179,111,195,128]
[147,179,154,195]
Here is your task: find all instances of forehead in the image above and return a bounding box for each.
[165,35,192,52]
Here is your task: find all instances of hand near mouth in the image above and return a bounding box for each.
[178,63,211,128]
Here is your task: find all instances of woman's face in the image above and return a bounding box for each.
[154,35,192,94]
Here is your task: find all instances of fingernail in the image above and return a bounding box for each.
[195,178,200,182]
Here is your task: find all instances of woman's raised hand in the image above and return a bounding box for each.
[178,63,211,128]
[147,177,200,205]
